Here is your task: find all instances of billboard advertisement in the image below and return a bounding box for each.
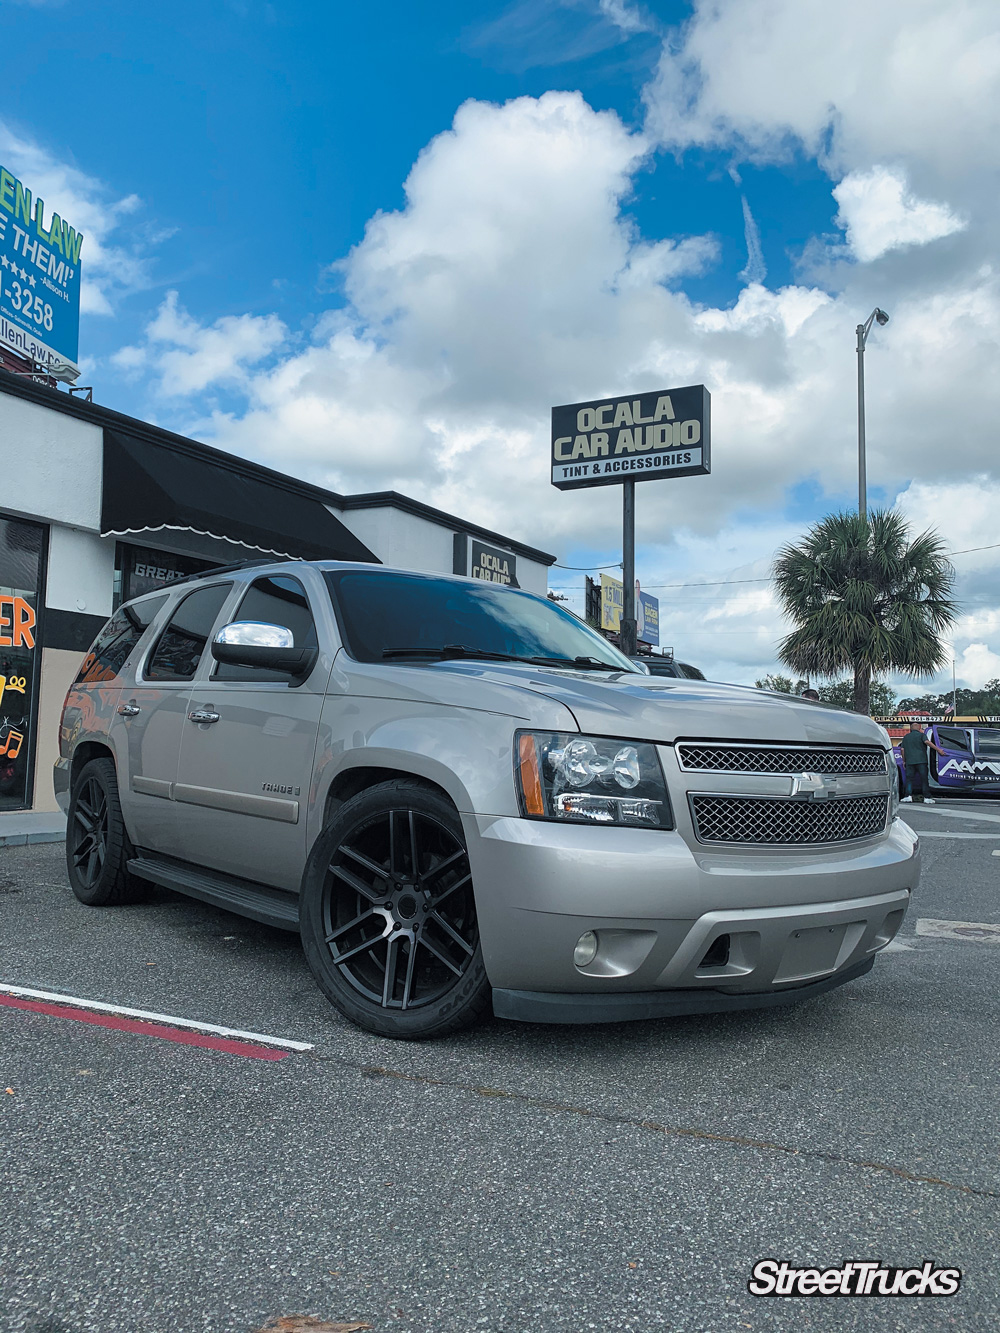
[551,385,710,491]
[0,165,82,377]
[599,573,659,645]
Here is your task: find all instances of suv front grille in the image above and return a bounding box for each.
[676,743,886,776]
[689,793,889,845]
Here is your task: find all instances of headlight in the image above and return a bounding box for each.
[516,731,673,828]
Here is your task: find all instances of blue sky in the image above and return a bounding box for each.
[3,0,998,692]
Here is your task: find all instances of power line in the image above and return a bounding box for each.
[552,560,623,570]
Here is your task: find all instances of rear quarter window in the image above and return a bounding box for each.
[75,595,168,685]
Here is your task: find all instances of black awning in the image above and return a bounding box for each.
[101,429,378,564]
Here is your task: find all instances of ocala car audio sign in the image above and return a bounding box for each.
[551,385,711,491]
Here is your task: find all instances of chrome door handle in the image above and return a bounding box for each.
[188,709,221,724]
[118,703,141,717]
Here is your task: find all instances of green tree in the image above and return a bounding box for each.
[897,680,1000,716]
[818,678,897,715]
[773,509,957,715]
[754,674,808,694]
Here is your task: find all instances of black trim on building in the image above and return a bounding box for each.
[41,607,108,654]
[0,372,557,569]
[102,430,378,565]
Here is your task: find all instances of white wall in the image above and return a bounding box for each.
[45,525,116,617]
[334,506,456,575]
[0,391,103,530]
[333,504,550,594]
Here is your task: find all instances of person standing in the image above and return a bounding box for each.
[900,722,945,804]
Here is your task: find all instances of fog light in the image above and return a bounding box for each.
[574,930,599,967]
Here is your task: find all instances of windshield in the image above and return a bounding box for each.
[325,570,637,671]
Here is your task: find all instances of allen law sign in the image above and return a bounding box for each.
[551,385,711,491]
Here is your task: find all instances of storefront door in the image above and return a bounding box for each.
[0,516,45,812]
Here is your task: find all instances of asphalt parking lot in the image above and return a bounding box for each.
[2,804,999,1333]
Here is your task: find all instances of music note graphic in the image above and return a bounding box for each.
[0,729,24,759]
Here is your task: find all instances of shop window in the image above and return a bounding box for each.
[75,596,168,685]
[214,576,317,681]
[0,516,45,812]
[115,543,217,608]
[146,584,232,682]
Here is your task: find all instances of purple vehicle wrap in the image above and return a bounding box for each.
[890,718,1000,796]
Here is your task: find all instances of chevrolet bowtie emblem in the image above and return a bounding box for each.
[790,771,839,800]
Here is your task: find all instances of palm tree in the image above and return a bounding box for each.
[772,510,957,715]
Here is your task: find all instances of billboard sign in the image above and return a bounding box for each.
[637,590,659,646]
[0,165,83,377]
[551,385,710,491]
[599,573,659,645]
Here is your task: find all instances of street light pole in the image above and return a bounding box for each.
[856,307,889,517]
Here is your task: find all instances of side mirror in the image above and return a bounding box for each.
[211,621,318,680]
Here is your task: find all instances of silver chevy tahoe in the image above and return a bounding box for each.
[55,560,917,1038]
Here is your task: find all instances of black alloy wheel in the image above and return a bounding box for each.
[71,776,109,889]
[300,781,491,1038]
[66,757,147,906]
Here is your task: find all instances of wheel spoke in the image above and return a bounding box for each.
[324,907,376,944]
[382,935,401,1007]
[429,909,475,957]
[341,844,388,879]
[417,932,464,977]
[74,804,96,834]
[420,847,465,884]
[330,862,380,903]
[428,872,471,907]
[401,939,418,1010]
[333,929,389,965]
[408,810,420,880]
[388,810,405,878]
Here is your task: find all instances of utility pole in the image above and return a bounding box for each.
[620,480,637,656]
[856,307,889,517]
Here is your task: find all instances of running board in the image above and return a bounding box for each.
[127,853,300,932]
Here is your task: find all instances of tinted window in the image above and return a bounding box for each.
[214,576,317,681]
[643,660,681,677]
[76,596,168,684]
[937,727,972,752]
[326,570,635,671]
[677,662,706,681]
[975,729,1000,755]
[146,584,232,681]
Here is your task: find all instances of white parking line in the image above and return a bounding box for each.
[915,919,1000,945]
[916,831,1000,839]
[0,983,314,1051]
[906,806,1000,826]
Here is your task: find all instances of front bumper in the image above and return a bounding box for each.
[493,955,876,1024]
[465,813,917,1002]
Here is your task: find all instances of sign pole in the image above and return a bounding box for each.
[621,479,637,656]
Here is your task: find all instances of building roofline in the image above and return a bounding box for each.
[0,371,557,566]
[337,491,556,566]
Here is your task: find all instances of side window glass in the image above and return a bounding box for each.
[76,595,168,684]
[146,584,232,682]
[937,728,971,752]
[214,576,317,681]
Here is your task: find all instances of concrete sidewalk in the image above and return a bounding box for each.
[0,811,66,847]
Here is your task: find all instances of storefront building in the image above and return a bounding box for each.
[0,372,554,821]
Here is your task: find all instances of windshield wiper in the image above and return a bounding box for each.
[381,646,624,670]
[382,645,526,662]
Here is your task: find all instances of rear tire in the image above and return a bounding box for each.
[300,780,491,1039]
[66,757,147,906]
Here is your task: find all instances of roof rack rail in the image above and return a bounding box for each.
[169,555,299,589]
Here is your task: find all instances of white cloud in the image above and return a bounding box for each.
[0,121,155,315]
[738,194,766,284]
[112,290,287,397]
[833,166,965,262]
[643,0,1000,187]
[598,0,651,36]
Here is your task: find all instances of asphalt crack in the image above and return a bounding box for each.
[306,1053,1000,1201]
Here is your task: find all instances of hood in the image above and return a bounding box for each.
[354,657,888,748]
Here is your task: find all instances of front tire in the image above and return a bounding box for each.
[300,781,491,1039]
[66,757,146,906]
